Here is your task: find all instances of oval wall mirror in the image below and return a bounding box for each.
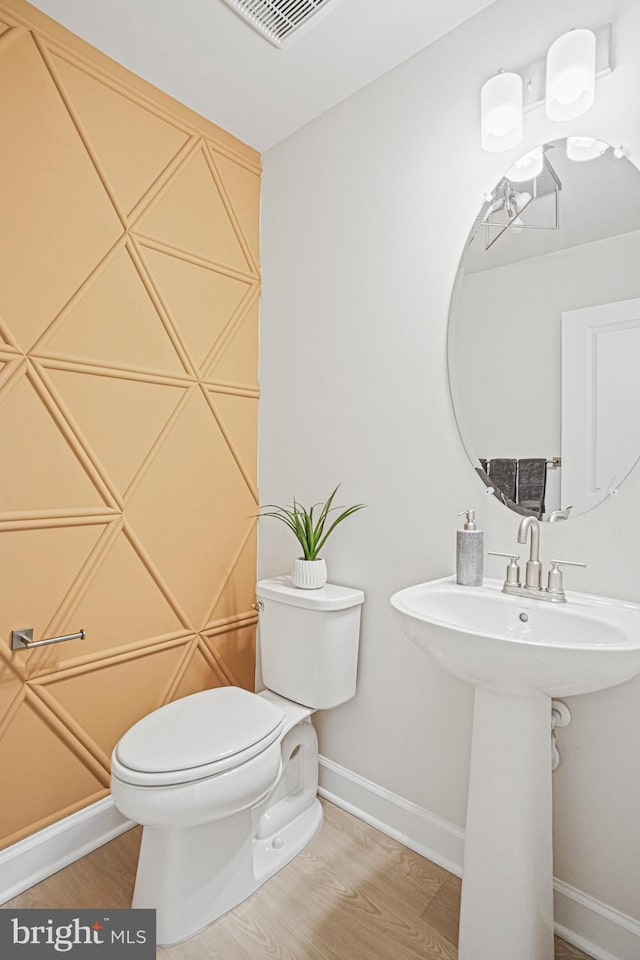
[448,137,640,522]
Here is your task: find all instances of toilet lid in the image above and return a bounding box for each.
[114,686,284,776]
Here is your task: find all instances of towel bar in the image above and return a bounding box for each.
[11,627,86,650]
[485,457,561,469]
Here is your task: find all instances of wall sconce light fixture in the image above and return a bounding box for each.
[546,29,596,121]
[480,71,523,152]
[480,25,610,152]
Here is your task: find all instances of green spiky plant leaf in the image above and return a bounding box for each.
[258,485,366,560]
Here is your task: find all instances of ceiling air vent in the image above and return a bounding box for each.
[220,0,341,48]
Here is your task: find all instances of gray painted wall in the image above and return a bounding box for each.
[259,0,640,922]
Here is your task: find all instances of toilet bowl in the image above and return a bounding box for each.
[111,577,364,944]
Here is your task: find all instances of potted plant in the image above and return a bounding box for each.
[258,485,366,589]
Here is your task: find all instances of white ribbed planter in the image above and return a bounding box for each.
[291,557,327,589]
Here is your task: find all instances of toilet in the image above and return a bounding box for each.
[110,576,364,944]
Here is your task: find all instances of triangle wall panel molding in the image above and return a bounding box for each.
[202,624,256,692]
[206,525,258,626]
[141,245,251,372]
[0,314,19,350]
[207,297,259,388]
[210,148,261,271]
[51,53,191,217]
[207,392,258,483]
[169,643,226,702]
[0,695,106,849]
[39,642,190,760]
[39,246,187,377]
[0,369,112,515]
[0,522,109,663]
[0,32,123,350]
[125,389,257,628]
[135,149,252,275]
[46,367,188,497]
[0,673,23,727]
[52,530,187,658]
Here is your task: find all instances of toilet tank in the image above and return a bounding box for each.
[255,577,364,710]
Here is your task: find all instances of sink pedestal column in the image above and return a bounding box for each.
[458,685,554,960]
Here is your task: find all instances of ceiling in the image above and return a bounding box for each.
[29,0,498,152]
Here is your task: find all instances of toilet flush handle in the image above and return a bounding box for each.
[251,601,264,612]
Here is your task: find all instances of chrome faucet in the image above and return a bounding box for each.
[489,516,586,603]
[517,515,542,590]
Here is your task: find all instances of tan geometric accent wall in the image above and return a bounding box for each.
[0,0,261,849]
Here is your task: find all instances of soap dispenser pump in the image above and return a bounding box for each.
[456,509,484,586]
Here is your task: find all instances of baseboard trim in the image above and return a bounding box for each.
[554,880,640,960]
[318,755,640,960]
[0,797,134,905]
[318,755,464,878]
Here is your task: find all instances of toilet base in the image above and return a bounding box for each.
[129,716,322,945]
[253,795,322,888]
[134,798,323,945]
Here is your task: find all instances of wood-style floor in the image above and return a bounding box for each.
[4,799,591,959]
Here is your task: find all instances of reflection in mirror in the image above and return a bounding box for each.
[448,137,640,522]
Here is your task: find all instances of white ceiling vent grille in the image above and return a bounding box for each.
[220,0,340,48]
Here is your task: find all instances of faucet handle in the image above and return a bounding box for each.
[548,559,587,568]
[546,559,587,596]
[488,552,521,586]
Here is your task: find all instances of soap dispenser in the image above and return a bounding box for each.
[456,509,484,586]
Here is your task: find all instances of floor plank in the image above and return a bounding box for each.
[2,799,593,959]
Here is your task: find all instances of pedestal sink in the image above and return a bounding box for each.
[390,576,640,960]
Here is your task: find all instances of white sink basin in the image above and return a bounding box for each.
[390,575,640,960]
[391,576,640,697]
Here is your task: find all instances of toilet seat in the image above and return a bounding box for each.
[112,686,284,787]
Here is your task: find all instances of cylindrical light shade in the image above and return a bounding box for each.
[481,72,523,152]
[546,29,596,121]
[506,146,544,182]
[566,136,609,162]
